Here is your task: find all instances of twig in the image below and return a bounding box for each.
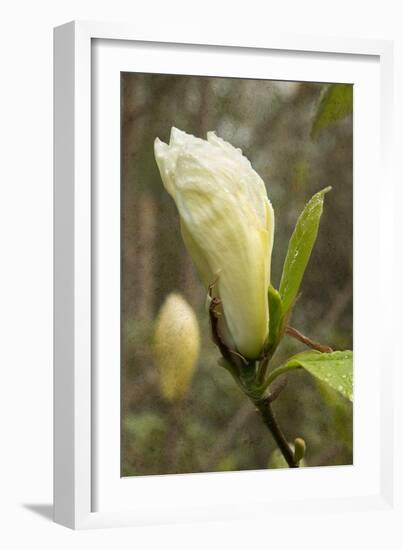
[254,397,298,468]
[285,325,333,353]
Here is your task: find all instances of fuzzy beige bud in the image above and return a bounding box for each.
[153,293,200,401]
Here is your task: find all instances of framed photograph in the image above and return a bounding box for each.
[54,21,397,531]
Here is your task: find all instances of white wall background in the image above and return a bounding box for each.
[0,1,401,548]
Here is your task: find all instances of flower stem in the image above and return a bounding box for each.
[253,396,298,468]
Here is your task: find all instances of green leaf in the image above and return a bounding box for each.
[286,350,353,401]
[279,187,331,314]
[316,380,353,450]
[311,83,353,139]
[267,285,283,347]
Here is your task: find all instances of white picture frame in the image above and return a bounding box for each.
[54,20,399,532]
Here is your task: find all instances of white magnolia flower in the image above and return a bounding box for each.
[154,127,274,359]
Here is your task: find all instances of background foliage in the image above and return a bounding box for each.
[121,74,353,476]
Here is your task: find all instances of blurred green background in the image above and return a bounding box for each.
[121,73,353,476]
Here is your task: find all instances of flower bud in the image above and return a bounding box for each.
[268,442,307,469]
[293,437,306,464]
[153,293,200,401]
[154,127,274,359]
